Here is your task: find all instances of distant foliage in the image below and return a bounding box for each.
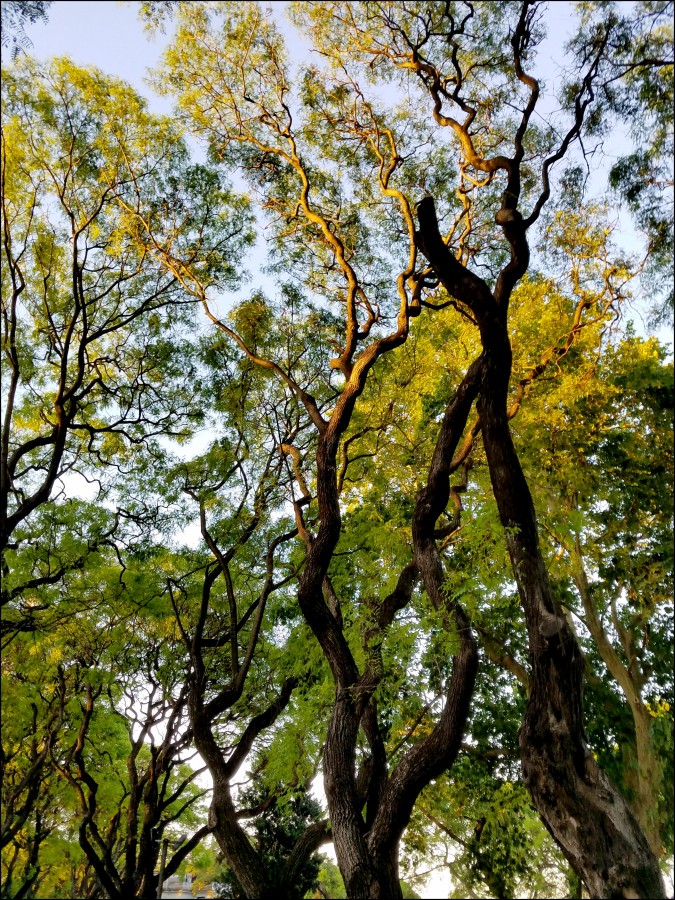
[0,0,52,58]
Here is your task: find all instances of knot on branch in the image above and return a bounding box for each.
[495,207,523,226]
[539,610,566,638]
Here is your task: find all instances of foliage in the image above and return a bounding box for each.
[571,1,674,324]
[0,1,51,59]
[1,3,673,899]
[1,55,252,638]
[214,785,323,899]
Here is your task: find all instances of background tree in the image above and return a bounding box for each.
[1,56,251,635]
[1,57,249,899]
[1,558,211,900]
[162,341,334,900]
[571,1,674,325]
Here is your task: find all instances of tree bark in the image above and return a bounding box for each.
[317,360,482,898]
[417,194,665,899]
[478,332,664,899]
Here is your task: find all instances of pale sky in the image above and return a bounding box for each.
[27,1,173,111]
[25,0,579,113]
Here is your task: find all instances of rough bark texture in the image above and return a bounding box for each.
[417,194,665,899]
[190,675,328,900]
[479,351,665,900]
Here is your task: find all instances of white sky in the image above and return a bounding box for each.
[27,1,173,110]
[26,0,579,114]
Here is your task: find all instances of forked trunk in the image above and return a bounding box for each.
[313,362,482,899]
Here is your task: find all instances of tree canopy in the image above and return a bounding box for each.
[2,3,673,899]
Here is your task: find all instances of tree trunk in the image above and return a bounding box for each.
[291,355,480,898]
[416,192,665,899]
[319,362,482,898]
[477,337,665,899]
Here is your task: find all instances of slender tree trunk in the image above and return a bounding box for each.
[571,546,664,855]
[191,711,272,898]
[631,706,663,856]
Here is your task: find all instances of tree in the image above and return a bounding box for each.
[1,559,211,900]
[1,57,250,637]
[151,332,333,900]
[2,58,330,900]
[1,57,250,899]
[139,1,671,896]
[573,1,674,325]
[391,325,673,897]
[1,635,71,899]
[3,3,673,898]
